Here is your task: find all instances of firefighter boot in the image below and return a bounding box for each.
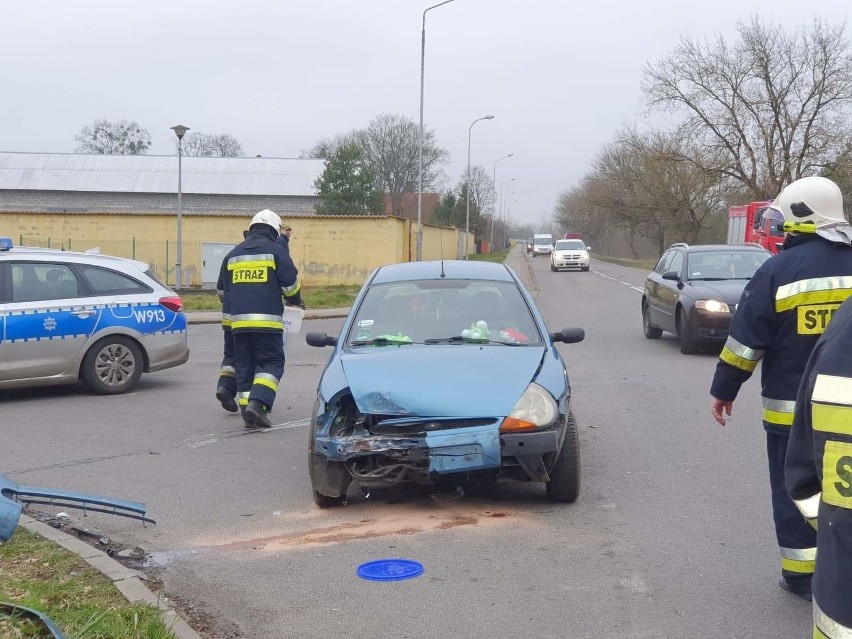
[215,387,238,413]
[245,399,272,429]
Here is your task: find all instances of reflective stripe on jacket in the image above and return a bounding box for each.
[710,235,852,435]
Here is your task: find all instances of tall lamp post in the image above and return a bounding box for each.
[490,153,513,251]
[464,115,495,259]
[170,124,190,289]
[417,0,456,261]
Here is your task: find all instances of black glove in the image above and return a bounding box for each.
[286,296,305,310]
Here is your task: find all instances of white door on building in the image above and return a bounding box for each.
[201,243,236,289]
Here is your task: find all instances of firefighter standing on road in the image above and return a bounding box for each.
[214,223,299,413]
[709,176,852,600]
[786,295,852,638]
[217,209,304,429]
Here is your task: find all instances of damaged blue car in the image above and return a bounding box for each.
[305,260,584,507]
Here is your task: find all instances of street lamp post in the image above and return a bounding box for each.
[170,125,190,289]
[464,115,495,259]
[417,0,456,262]
[490,153,513,251]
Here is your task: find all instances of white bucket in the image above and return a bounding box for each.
[283,306,305,334]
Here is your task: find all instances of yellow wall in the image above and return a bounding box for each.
[0,212,471,287]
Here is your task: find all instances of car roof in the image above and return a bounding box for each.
[672,243,770,253]
[371,260,514,284]
[1,246,150,272]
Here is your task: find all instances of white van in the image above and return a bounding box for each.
[532,234,554,257]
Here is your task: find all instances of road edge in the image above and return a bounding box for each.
[19,515,203,639]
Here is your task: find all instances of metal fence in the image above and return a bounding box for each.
[18,236,201,288]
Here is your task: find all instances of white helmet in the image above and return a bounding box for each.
[250,209,281,236]
[768,176,845,228]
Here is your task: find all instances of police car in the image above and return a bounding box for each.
[0,237,189,394]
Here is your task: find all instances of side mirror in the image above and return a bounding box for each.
[586,245,591,251]
[550,327,585,344]
[662,270,680,281]
[306,332,336,348]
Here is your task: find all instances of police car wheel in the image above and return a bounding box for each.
[546,411,580,503]
[81,336,144,395]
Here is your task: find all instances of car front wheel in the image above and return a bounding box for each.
[546,412,580,503]
[677,307,700,354]
[81,336,144,395]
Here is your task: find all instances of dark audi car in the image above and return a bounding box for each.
[641,243,771,354]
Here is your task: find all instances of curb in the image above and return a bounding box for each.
[19,515,203,639]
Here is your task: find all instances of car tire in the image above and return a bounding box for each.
[642,301,662,339]
[80,336,144,395]
[677,306,700,355]
[550,262,556,271]
[546,411,580,503]
[313,491,347,508]
[581,267,590,272]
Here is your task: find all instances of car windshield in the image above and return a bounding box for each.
[555,240,585,251]
[686,250,770,281]
[347,279,543,346]
[534,237,552,246]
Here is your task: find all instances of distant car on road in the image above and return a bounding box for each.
[526,238,533,254]
[305,260,585,507]
[641,243,771,354]
[551,239,590,272]
[0,238,189,394]
[532,234,553,257]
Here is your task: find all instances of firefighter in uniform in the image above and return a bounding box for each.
[710,176,852,600]
[214,224,298,413]
[786,295,852,638]
[217,209,303,429]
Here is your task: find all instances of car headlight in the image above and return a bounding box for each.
[695,299,730,313]
[500,383,558,433]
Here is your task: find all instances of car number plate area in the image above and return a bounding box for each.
[428,444,488,474]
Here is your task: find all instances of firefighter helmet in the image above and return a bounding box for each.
[250,209,281,236]
[769,176,845,228]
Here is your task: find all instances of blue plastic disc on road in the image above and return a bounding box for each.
[357,559,424,582]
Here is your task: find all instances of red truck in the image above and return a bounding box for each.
[727,201,785,254]
[564,232,583,240]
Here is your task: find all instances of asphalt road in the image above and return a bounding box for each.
[1,247,811,639]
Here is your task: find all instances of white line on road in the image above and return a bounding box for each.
[631,286,644,293]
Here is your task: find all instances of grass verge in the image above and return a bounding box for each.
[181,284,361,312]
[592,254,657,271]
[0,528,175,638]
[468,250,510,263]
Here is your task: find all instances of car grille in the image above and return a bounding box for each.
[369,418,498,436]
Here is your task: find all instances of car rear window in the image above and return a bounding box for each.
[78,265,152,295]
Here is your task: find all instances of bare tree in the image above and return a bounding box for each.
[463,165,495,216]
[178,132,243,157]
[74,119,151,154]
[357,113,449,215]
[644,17,852,198]
[300,132,360,159]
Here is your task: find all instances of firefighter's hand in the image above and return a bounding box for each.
[711,398,733,426]
[286,299,306,310]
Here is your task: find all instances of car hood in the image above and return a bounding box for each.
[686,279,749,304]
[339,345,546,417]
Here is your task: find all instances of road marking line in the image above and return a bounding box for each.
[190,439,219,448]
[620,281,632,286]
[268,418,311,431]
[631,286,644,293]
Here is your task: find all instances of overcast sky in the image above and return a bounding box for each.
[1,1,848,226]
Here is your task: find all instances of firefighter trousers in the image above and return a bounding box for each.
[767,432,816,592]
[233,331,285,411]
[216,328,237,397]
